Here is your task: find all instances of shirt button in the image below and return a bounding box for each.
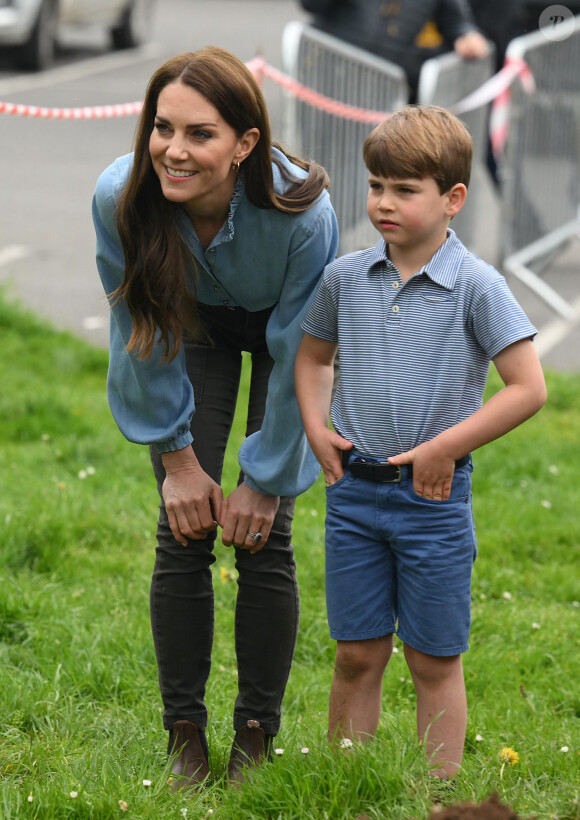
[392,305,400,313]
[213,285,219,291]
[392,281,399,289]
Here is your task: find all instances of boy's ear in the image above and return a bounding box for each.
[445,183,467,218]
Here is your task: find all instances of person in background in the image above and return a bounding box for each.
[468,0,526,184]
[298,0,489,99]
[295,106,546,779]
[468,0,525,71]
[93,46,338,790]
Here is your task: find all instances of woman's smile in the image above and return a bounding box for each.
[164,166,197,179]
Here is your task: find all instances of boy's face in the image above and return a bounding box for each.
[367,173,460,256]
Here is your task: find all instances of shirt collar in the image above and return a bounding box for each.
[368,239,392,270]
[176,172,245,247]
[224,172,245,240]
[368,229,467,290]
[421,230,467,290]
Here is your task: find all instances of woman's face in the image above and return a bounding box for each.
[149,80,257,218]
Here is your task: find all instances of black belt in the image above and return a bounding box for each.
[341,452,470,483]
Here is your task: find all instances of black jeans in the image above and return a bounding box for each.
[149,305,299,737]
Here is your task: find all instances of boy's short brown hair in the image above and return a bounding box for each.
[363,105,473,193]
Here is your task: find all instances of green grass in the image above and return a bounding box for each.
[0,292,578,819]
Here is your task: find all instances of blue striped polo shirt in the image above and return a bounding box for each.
[301,230,537,459]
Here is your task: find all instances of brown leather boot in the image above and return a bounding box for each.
[168,721,210,791]
[227,719,269,788]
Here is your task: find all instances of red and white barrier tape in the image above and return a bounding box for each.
[449,55,535,116]
[0,54,533,134]
[488,57,536,156]
[0,99,143,118]
[246,56,391,124]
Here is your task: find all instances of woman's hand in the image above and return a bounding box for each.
[161,447,223,546]
[220,483,280,554]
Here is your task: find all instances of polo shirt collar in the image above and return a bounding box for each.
[421,230,468,290]
[369,229,467,291]
[369,239,392,270]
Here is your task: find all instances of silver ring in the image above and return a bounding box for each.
[247,531,262,544]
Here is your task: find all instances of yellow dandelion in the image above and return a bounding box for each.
[499,747,519,777]
[220,566,237,583]
[499,747,519,765]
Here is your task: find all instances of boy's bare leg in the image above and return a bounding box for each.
[328,635,393,743]
[404,645,467,779]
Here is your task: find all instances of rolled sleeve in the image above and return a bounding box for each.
[239,197,339,497]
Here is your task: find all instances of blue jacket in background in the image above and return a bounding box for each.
[299,0,480,90]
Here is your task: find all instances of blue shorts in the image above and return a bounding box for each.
[324,458,477,656]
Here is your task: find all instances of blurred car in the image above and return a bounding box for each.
[0,0,155,71]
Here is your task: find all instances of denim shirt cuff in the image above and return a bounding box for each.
[153,430,194,454]
[242,474,277,497]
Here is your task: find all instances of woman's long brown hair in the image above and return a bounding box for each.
[114,46,330,361]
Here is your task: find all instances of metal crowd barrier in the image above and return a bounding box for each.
[281,22,496,255]
[417,48,496,252]
[501,21,580,319]
[281,21,408,253]
[281,18,580,310]
[417,47,495,165]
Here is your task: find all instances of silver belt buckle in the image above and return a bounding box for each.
[381,463,402,483]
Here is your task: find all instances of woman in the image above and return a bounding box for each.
[92,46,338,789]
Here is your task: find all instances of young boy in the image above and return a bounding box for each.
[294,106,547,779]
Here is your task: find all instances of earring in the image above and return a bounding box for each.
[232,162,240,172]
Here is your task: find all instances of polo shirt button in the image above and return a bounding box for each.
[392,281,399,289]
[392,305,400,313]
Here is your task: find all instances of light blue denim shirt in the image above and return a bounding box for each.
[92,147,338,497]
